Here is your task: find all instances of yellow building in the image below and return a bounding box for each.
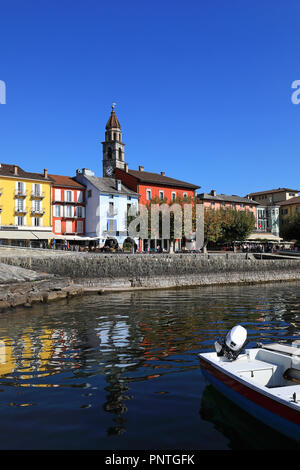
[278,196,300,221]
[246,188,299,205]
[0,163,54,245]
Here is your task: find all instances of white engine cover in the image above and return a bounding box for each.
[225,325,247,351]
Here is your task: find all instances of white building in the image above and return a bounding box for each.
[74,168,139,249]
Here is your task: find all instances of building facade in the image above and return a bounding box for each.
[197,190,258,216]
[75,168,139,249]
[49,174,86,240]
[0,164,53,245]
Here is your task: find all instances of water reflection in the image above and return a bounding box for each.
[0,282,299,448]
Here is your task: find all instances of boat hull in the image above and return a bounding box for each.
[199,355,300,443]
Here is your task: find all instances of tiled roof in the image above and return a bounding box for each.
[247,188,299,197]
[0,163,53,182]
[120,168,200,190]
[197,192,259,205]
[81,175,139,197]
[49,174,85,189]
[105,110,121,130]
[277,196,300,206]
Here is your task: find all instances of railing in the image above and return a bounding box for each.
[14,189,27,197]
[15,208,27,214]
[31,208,45,215]
[31,191,45,199]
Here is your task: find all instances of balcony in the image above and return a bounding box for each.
[31,208,45,215]
[15,208,27,214]
[14,189,27,198]
[31,191,45,199]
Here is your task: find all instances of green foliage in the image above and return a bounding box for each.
[280,211,300,242]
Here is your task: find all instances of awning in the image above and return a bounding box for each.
[0,230,33,240]
[247,232,283,242]
[31,231,55,240]
[0,230,55,240]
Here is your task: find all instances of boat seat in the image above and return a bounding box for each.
[262,343,300,356]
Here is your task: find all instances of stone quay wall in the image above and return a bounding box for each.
[1,248,300,290]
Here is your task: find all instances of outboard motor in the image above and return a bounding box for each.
[215,325,247,361]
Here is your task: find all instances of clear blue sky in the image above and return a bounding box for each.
[1,0,300,196]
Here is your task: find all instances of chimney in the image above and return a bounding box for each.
[139,166,144,172]
[161,171,165,176]
[125,163,128,173]
[44,168,48,178]
[210,189,216,197]
[116,179,122,191]
[13,165,18,175]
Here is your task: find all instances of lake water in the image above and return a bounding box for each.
[1,282,300,450]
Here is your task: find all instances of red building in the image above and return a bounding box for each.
[50,174,86,240]
[115,165,199,252]
[115,165,199,205]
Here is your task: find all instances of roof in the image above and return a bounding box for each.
[247,188,300,197]
[0,163,53,182]
[81,175,139,197]
[277,196,300,206]
[119,168,200,190]
[197,192,259,205]
[49,174,85,189]
[105,109,121,130]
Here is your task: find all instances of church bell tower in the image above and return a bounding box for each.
[102,103,126,177]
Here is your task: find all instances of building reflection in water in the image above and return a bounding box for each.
[0,284,299,438]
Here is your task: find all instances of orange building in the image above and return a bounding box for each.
[50,174,86,239]
[197,190,258,217]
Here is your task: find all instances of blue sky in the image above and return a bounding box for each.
[0,0,300,196]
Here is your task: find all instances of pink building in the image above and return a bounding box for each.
[197,190,258,218]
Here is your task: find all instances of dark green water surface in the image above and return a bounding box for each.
[1,282,300,450]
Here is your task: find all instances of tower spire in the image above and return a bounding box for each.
[102,104,126,177]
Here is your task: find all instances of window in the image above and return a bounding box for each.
[211,201,215,207]
[17,216,24,226]
[159,191,164,200]
[17,199,24,211]
[17,182,25,195]
[107,147,112,159]
[33,183,41,196]
[118,148,122,161]
[88,189,92,198]
[55,220,61,233]
[171,192,176,202]
[240,203,245,208]
[146,189,152,201]
[108,219,115,231]
[77,191,83,203]
[75,206,83,218]
[183,192,188,199]
[54,205,62,217]
[76,221,83,233]
[232,203,236,208]
[54,189,61,201]
[33,199,41,213]
[65,205,73,217]
[108,201,114,216]
[33,217,41,227]
[65,190,72,202]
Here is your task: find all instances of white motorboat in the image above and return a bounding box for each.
[199,325,300,442]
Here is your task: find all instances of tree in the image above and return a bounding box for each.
[219,208,256,244]
[280,212,300,242]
